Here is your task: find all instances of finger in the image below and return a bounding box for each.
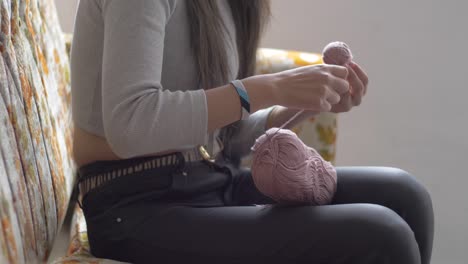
[332,93,353,113]
[342,93,353,109]
[329,76,350,95]
[363,80,367,96]
[325,88,341,105]
[320,99,332,112]
[350,62,369,93]
[346,67,363,107]
[347,66,364,99]
[351,90,362,106]
[326,64,348,79]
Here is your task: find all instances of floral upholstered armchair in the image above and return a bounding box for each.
[0,1,337,263]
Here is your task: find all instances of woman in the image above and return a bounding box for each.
[71,0,434,263]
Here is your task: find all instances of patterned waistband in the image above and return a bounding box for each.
[77,147,212,201]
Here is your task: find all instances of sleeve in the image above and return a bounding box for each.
[222,106,275,160]
[100,0,209,158]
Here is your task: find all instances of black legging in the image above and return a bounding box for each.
[82,162,434,264]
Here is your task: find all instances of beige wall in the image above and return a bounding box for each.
[55,0,78,32]
[56,1,467,263]
[263,1,467,264]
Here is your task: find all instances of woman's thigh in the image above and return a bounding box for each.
[333,167,434,264]
[233,166,433,227]
[332,167,432,208]
[232,166,431,206]
[231,166,433,264]
[88,200,419,264]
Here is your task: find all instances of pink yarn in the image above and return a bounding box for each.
[251,128,337,205]
[250,41,353,205]
[322,41,353,66]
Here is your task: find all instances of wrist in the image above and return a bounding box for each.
[241,74,276,112]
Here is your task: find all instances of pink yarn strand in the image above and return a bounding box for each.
[274,109,305,134]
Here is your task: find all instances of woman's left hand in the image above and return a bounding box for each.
[330,61,369,113]
[266,62,369,129]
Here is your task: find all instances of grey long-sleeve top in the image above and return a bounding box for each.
[71,0,274,160]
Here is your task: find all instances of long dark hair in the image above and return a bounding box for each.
[186,0,271,89]
[186,0,271,160]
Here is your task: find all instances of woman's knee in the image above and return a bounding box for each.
[384,167,433,208]
[369,205,414,241]
[314,204,417,246]
[357,204,412,237]
[359,204,421,263]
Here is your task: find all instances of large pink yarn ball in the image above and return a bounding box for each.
[251,128,337,205]
[322,41,353,66]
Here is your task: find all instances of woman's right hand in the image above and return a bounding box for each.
[267,64,350,112]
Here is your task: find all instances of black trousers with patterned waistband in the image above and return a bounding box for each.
[79,158,434,264]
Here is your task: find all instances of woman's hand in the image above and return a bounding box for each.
[268,64,350,112]
[263,62,368,130]
[330,62,369,113]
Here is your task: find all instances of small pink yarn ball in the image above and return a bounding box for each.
[322,41,353,66]
[251,128,337,205]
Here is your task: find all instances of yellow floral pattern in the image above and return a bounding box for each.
[1,0,75,262]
